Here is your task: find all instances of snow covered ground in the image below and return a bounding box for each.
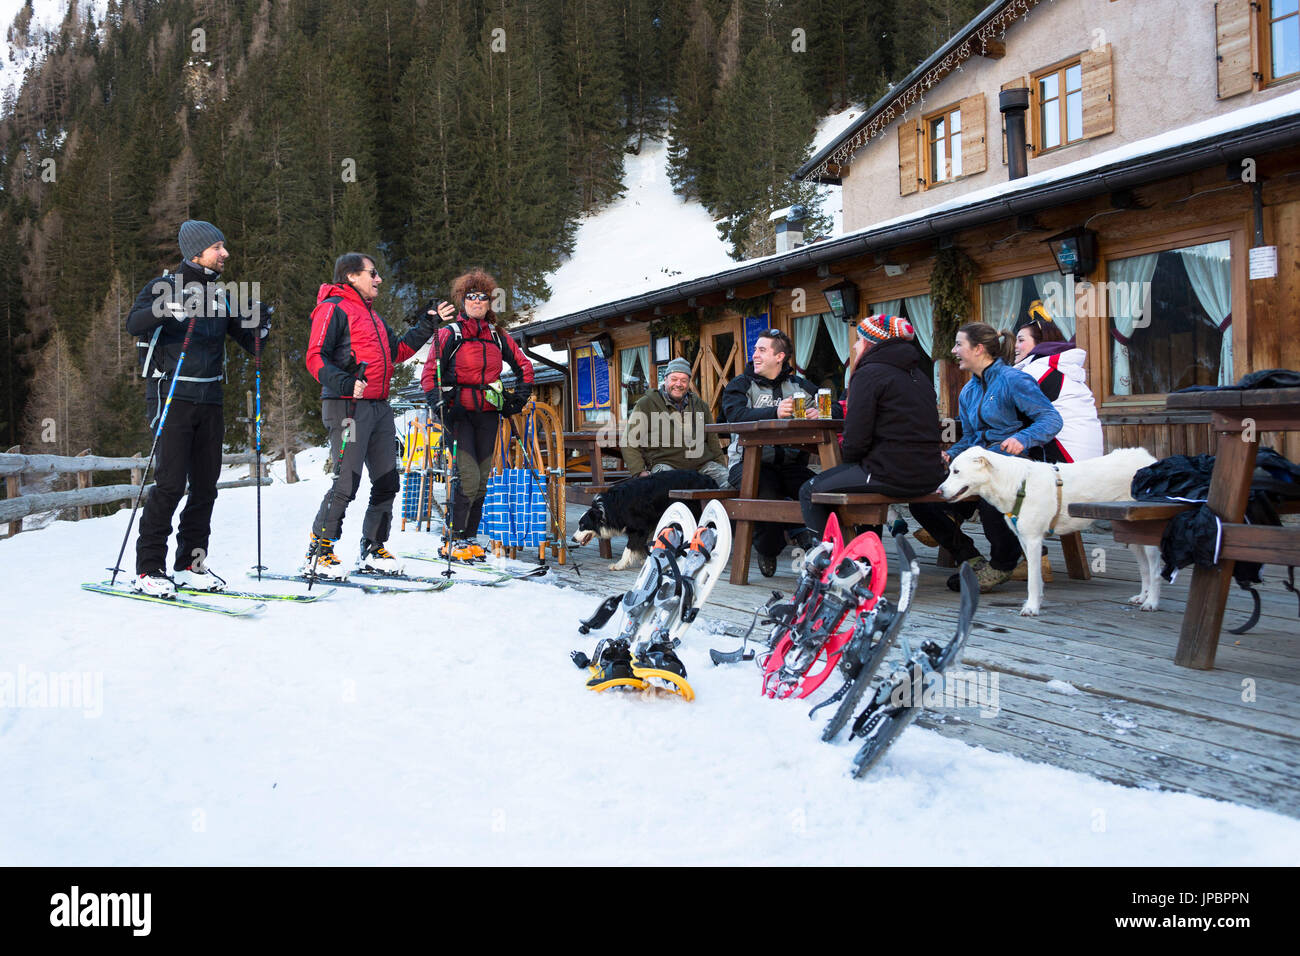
[2,446,1298,865]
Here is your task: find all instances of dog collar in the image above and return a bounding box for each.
[1005,464,1064,534]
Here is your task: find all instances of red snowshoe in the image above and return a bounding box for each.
[760,513,889,700]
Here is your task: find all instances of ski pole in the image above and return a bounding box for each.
[253,308,264,581]
[109,307,201,587]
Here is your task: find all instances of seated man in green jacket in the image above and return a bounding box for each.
[622,357,729,487]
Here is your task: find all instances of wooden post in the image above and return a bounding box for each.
[284,447,298,484]
[5,444,20,537]
[1176,414,1258,670]
[129,452,144,507]
[76,448,92,519]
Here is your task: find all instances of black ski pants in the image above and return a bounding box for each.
[910,497,1024,572]
[729,458,815,558]
[448,407,500,537]
[136,399,223,575]
[798,462,909,537]
[312,398,400,546]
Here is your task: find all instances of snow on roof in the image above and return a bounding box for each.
[519,88,1300,333]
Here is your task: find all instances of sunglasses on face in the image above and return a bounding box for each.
[465,292,491,302]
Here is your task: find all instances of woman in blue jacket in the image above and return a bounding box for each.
[911,323,1063,592]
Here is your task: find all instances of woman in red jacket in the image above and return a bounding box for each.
[421,269,534,560]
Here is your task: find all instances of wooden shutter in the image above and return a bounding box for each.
[959,92,987,176]
[1081,44,1114,139]
[898,119,921,195]
[1216,0,1253,98]
[1001,76,1029,162]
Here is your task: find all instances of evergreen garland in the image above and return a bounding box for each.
[929,245,980,355]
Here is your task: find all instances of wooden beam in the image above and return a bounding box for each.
[652,302,693,316]
[977,38,1005,59]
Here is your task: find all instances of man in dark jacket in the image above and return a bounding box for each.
[125,220,270,596]
[721,328,841,576]
[798,315,946,536]
[303,252,453,578]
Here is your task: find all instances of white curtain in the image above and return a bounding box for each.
[794,313,820,371]
[869,298,903,319]
[1030,269,1075,340]
[620,345,650,415]
[1107,253,1159,395]
[820,313,851,363]
[980,277,1022,331]
[903,293,940,392]
[1177,240,1234,386]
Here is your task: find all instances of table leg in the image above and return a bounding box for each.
[1175,420,1258,670]
[729,447,761,585]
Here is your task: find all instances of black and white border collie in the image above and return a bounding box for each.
[573,470,718,570]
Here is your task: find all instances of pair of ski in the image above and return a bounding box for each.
[253,569,454,593]
[709,513,979,777]
[571,499,732,701]
[81,578,335,617]
[399,550,550,586]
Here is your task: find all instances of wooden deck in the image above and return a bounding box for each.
[544,508,1300,818]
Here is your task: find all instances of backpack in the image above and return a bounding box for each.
[434,320,512,400]
[135,272,182,379]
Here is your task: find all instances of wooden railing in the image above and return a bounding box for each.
[0,445,273,536]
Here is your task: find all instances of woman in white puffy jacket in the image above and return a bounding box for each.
[1011,317,1105,462]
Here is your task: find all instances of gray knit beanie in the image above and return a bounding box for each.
[179,220,225,261]
[663,357,692,378]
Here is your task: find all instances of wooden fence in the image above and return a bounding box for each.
[0,446,277,536]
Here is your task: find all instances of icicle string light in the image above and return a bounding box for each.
[808,0,1044,181]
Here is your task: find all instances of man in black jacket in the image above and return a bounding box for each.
[721,328,841,576]
[125,220,269,595]
[798,315,946,537]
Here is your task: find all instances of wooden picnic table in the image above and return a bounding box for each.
[705,419,843,584]
[562,431,625,489]
[1160,386,1300,668]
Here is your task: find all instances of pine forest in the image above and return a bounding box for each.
[0,0,988,458]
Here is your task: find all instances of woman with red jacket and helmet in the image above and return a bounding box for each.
[420,269,534,560]
[303,252,455,578]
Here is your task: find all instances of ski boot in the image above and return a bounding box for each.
[358,538,403,575]
[631,640,695,700]
[438,539,480,562]
[574,638,648,693]
[174,564,227,592]
[303,534,349,580]
[132,570,176,597]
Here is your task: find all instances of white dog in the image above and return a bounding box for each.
[939,447,1162,617]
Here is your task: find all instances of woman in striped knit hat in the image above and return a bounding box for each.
[797,314,947,540]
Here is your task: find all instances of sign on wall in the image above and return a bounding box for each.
[743,313,770,368]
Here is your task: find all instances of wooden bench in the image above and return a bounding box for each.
[811,491,1092,579]
[668,488,740,501]
[1070,499,1300,554]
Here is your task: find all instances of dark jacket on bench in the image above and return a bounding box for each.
[842,337,946,495]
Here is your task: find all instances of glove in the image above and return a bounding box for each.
[500,384,531,417]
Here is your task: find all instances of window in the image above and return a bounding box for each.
[1268,0,1300,83]
[793,313,851,400]
[980,269,1074,340]
[618,345,650,418]
[1106,240,1233,397]
[926,105,963,183]
[1034,60,1083,152]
